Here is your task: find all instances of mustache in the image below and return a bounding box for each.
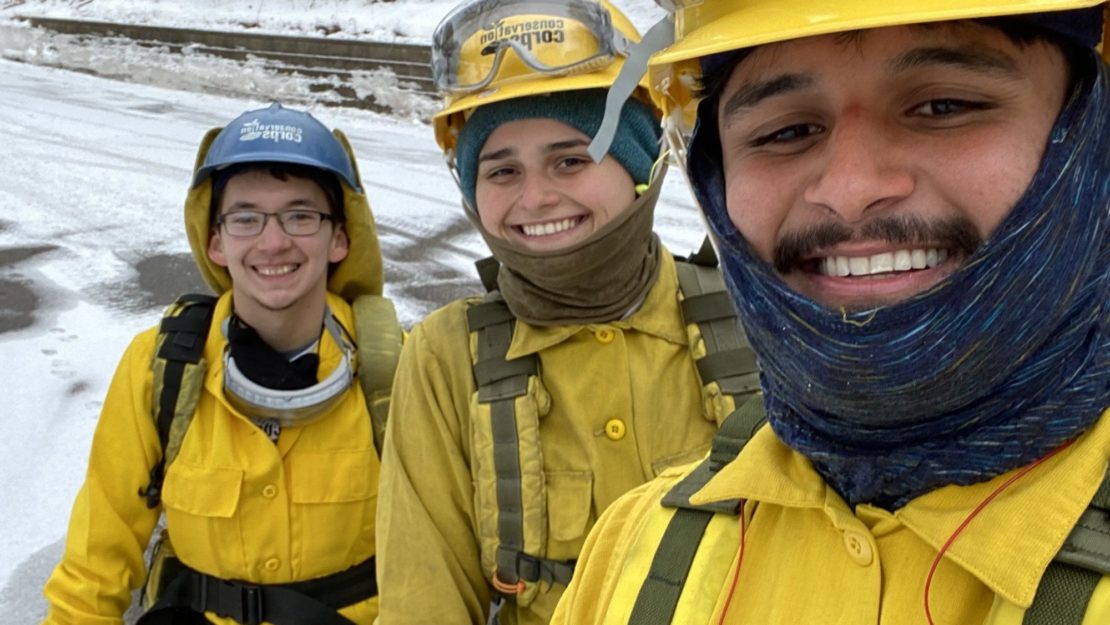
[773,215,983,273]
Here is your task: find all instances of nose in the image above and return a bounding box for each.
[803,111,914,223]
[515,171,560,213]
[254,214,292,250]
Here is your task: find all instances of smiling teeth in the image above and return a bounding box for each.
[521,218,578,237]
[819,248,948,277]
[257,264,296,276]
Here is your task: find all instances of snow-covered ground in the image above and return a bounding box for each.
[0,2,704,621]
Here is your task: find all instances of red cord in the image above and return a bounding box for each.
[717,501,747,625]
[923,440,1075,625]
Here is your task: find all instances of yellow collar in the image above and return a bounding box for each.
[505,252,688,359]
[692,408,1110,607]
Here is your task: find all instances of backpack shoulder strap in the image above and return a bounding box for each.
[465,293,573,599]
[629,394,766,625]
[351,294,404,457]
[140,293,217,509]
[475,256,501,294]
[674,238,761,416]
[1024,467,1110,625]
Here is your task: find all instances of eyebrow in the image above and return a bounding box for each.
[720,44,1024,125]
[478,138,591,163]
[223,198,318,212]
[720,73,815,122]
[888,46,1023,78]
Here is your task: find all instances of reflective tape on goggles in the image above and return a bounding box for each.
[432,0,631,95]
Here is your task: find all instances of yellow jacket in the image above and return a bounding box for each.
[376,252,723,625]
[552,408,1110,625]
[43,124,387,625]
[42,292,380,625]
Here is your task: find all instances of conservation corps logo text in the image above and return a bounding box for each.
[480,18,565,52]
[239,119,303,143]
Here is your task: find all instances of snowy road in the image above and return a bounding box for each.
[0,57,706,620]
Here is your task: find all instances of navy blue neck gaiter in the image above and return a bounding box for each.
[689,54,1109,509]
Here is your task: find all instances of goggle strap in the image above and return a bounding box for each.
[587,17,675,163]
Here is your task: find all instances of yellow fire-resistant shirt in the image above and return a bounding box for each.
[42,292,380,625]
[551,407,1110,625]
[376,252,725,625]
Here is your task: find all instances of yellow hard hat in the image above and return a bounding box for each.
[648,0,1109,131]
[431,0,651,154]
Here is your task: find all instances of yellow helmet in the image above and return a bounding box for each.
[431,0,649,155]
[648,0,1109,132]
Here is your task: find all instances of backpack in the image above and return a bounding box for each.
[466,239,761,602]
[136,292,403,617]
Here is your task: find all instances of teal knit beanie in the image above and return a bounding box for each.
[455,89,661,210]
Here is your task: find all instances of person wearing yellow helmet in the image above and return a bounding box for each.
[374,2,759,624]
[552,1,1109,624]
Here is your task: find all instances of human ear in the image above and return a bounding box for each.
[328,225,350,263]
[207,229,228,267]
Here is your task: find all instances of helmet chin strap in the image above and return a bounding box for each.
[221,308,356,427]
[588,16,674,162]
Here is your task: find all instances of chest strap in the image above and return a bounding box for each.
[467,296,572,595]
[628,395,765,625]
[137,557,376,625]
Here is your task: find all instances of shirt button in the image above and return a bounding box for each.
[264,558,281,571]
[604,419,626,441]
[594,328,615,344]
[842,530,874,566]
[262,484,278,499]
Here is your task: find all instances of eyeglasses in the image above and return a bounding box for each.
[431,0,631,96]
[216,210,334,237]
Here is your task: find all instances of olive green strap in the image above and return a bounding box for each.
[475,256,501,294]
[626,508,714,625]
[1024,466,1110,624]
[662,394,765,512]
[1053,468,1110,575]
[351,295,403,457]
[629,398,764,624]
[1023,563,1101,625]
[467,296,541,590]
[674,244,761,399]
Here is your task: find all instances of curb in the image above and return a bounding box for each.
[16,16,438,109]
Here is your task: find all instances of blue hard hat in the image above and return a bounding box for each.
[192,102,361,192]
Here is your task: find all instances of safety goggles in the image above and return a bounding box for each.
[431,0,632,96]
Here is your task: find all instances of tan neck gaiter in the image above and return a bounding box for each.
[470,176,665,326]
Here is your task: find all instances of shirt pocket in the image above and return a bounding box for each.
[161,461,244,568]
[651,443,711,477]
[545,471,595,560]
[289,448,378,563]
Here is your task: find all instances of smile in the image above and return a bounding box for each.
[816,248,950,277]
[255,264,299,276]
[517,216,584,237]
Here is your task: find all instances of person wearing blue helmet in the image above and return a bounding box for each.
[41,103,400,625]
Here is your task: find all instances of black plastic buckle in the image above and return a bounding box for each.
[238,585,264,625]
[198,577,265,625]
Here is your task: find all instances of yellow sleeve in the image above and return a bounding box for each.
[375,313,491,625]
[42,329,163,624]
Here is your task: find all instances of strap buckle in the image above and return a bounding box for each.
[196,577,265,625]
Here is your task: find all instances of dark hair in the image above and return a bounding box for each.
[209,162,346,225]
